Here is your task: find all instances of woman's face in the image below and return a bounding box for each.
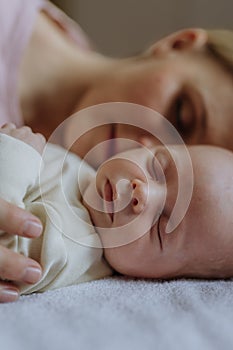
[72,46,233,168]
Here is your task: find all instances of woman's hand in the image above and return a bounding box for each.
[0,123,46,155]
[0,197,43,302]
[0,123,44,302]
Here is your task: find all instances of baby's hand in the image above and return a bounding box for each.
[0,123,46,155]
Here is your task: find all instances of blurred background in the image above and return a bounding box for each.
[52,0,233,57]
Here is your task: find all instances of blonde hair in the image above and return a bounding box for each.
[206,29,233,74]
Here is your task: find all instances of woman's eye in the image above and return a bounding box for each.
[174,96,195,135]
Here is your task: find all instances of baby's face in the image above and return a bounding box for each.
[83,145,233,279]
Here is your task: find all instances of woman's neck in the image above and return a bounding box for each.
[18,11,117,137]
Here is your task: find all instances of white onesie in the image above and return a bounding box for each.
[0,134,113,294]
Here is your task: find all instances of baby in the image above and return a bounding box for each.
[0,124,233,295]
[84,144,233,280]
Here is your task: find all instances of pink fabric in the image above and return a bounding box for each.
[0,0,91,127]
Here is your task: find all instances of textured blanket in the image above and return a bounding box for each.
[1,276,233,350]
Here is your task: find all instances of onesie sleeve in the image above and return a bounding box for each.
[0,134,42,208]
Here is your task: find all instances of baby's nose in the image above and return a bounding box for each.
[131,179,148,214]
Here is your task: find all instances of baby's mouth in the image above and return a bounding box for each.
[103,180,114,222]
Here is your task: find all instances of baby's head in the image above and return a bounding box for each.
[83,145,233,279]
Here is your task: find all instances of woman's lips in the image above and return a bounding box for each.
[103,180,114,222]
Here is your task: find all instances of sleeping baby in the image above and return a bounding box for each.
[0,124,233,295]
[85,143,233,280]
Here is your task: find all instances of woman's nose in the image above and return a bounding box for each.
[131,179,148,214]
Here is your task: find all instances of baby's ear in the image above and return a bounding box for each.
[147,28,208,56]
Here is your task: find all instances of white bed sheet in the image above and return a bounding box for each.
[1,276,233,350]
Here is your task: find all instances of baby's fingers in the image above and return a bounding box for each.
[0,122,16,130]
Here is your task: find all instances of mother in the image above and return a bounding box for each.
[0,0,233,301]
